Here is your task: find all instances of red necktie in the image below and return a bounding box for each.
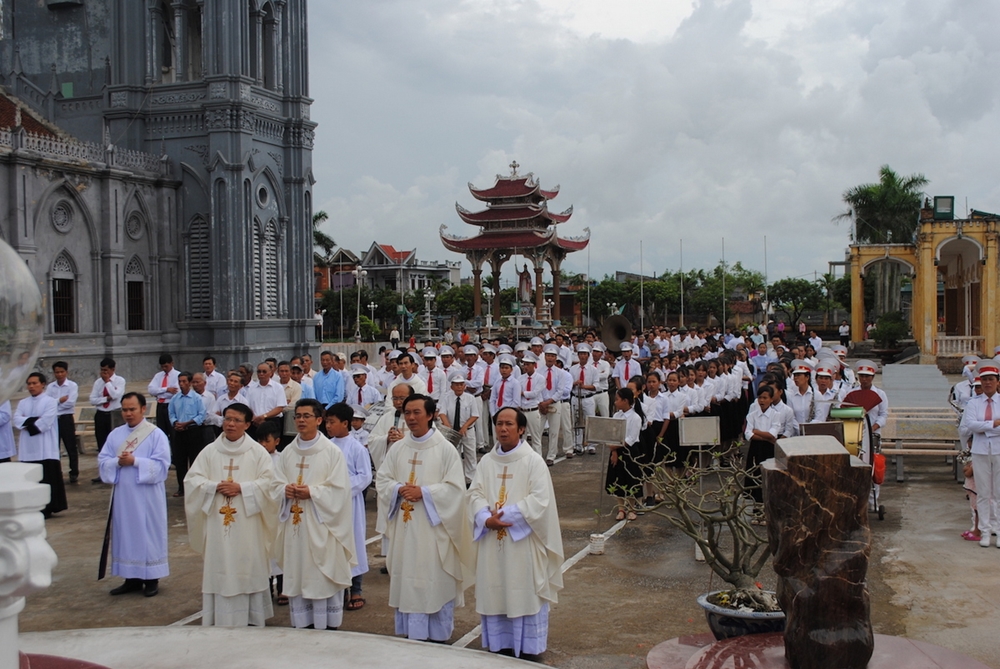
[527,377,532,391]
[428,373,433,393]
[546,367,552,390]
[102,385,110,409]
[498,379,506,408]
[468,366,472,380]
[160,372,169,403]
[625,361,631,380]
[987,398,994,421]
[484,366,491,385]
[579,368,584,384]
[358,388,363,404]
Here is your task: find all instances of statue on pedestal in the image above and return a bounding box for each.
[518,264,533,303]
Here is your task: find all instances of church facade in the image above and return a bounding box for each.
[0,0,316,379]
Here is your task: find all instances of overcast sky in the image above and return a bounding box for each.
[307,0,1000,290]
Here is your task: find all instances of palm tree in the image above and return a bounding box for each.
[312,210,336,266]
[835,165,928,318]
[816,272,838,329]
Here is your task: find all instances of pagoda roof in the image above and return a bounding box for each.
[469,175,560,202]
[455,203,573,226]
[440,225,589,253]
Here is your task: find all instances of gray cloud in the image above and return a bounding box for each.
[308,0,1000,288]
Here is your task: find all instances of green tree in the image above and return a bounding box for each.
[769,278,822,327]
[435,284,481,322]
[835,165,928,318]
[816,272,839,329]
[312,210,336,267]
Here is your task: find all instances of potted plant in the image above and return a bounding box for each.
[638,446,785,640]
[869,311,908,364]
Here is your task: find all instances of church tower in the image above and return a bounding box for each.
[0,0,316,372]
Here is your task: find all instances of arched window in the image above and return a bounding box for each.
[187,216,211,319]
[51,252,77,334]
[125,256,146,331]
[252,218,264,318]
[263,219,279,317]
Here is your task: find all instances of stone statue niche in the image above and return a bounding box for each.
[762,436,874,669]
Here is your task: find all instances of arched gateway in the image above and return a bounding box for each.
[849,198,1000,366]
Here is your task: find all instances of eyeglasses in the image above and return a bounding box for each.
[293,413,319,420]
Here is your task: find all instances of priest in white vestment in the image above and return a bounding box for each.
[13,373,67,517]
[468,407,564,658]
[367,384,412,558]
[98,393,171,597]
[272,398,357,630]
[184,402,278,626]
[324,403,373,610]
[376,394,473,642]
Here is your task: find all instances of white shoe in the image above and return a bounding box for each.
[587,445,596,454]
[980,535,991,547]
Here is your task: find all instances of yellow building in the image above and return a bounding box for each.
[849,198,999,366]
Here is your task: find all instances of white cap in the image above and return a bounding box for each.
[530,337,545,346]
[498,344,513,354]
[421,347,439,358]
[975,359,1000,378]
[854,360,878,376]
[481,344,497,355]
[498,354,516,367]
[387,350,402,360]
[593,342,607,352]
[620,342,633,352]
[522,352,539,364]
[791,360,811,375]
[576,343,592,353]
[351,405,369,420]
[994,345,1000,356]
[350,363,369,376]
[831,345,848,357]
[543,343,560,355]
[815,362,836,377]
[439,345,455,356]
[962,354,981,365]
[448,371,467,384]
[514,341,530,352]
[463,345,479,355]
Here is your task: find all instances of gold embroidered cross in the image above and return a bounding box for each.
[291,457,308,526]
[401,454,421,523]
[496,466,512,542]
[220,458,239,528]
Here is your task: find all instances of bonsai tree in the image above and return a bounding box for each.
[637,446,778,611]
[870,311,908,349]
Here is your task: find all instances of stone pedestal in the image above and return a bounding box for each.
[0,463,58,669]
[762,437,873,669]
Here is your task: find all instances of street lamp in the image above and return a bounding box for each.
[353,267,367,344]
[424,291,435,340]
[367,301,378,340]
[543,298,555,327]
[606,302,618,319]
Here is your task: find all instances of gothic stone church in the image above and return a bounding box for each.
[0,0,316,378]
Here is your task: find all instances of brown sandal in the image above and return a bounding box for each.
[276,595,288,606]
[347,596,365,611]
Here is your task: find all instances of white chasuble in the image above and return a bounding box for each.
[273,435,356,601]
[376,428,474,616]
[184,435,278,601]
[468,441,564,618]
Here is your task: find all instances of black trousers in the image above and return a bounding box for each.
[155,402,173,441]
[25,459,68,517]
[57,413,79,479]
[94,410,125,451]
[172,427,205,493]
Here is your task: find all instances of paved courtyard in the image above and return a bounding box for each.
[17,421,999,668]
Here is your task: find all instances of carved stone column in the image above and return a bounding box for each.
[472,268,483,318]
[0,463,58,669]
[762,436,874,669]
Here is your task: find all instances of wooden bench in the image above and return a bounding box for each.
[75,406,97,453]
[880,416,961,482]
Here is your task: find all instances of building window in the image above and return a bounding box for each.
[125,256,146,331]
[187,216,211,319]
[51,252,76,333]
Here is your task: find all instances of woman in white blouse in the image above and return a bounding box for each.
[744,385,779,512]
[608,388,644,521]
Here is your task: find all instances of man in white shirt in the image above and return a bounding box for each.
[439,373,481,484]
[148,354,181,440]
[569,345,598,453]
[192,372,222,443]
[348,364,383,408]
[611,342,639,391]
[960,359,1000,547]
[538,344,573,465]
[46,360,80,483]
[203,356,228,399]
[276,361,302,405]
[591,343,613,417]
[488,355,522,418]
[245,363,287,442]
[14,373,68,517]
[519,353,546,455]
[419,348,448,402]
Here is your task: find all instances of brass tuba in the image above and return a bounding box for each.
[601,315,632,354]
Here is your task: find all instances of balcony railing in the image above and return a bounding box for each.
[934,336,984,356]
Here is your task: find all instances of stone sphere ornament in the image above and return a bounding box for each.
[0,238,44,406]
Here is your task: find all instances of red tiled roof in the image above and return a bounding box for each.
[456,203,573,226]
[441,227,589,252]
[0,93,57,137]
[378,244,412,263]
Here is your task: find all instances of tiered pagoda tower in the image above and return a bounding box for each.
[441,162,589,323]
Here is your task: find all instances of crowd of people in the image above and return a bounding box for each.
[7,320,997,658]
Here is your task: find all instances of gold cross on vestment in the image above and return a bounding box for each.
[291,456,308,526]
[496,466,512,542]
[401,453,422,523]
[220,458,239,528]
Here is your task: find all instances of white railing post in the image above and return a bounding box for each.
[0,463,58,669]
